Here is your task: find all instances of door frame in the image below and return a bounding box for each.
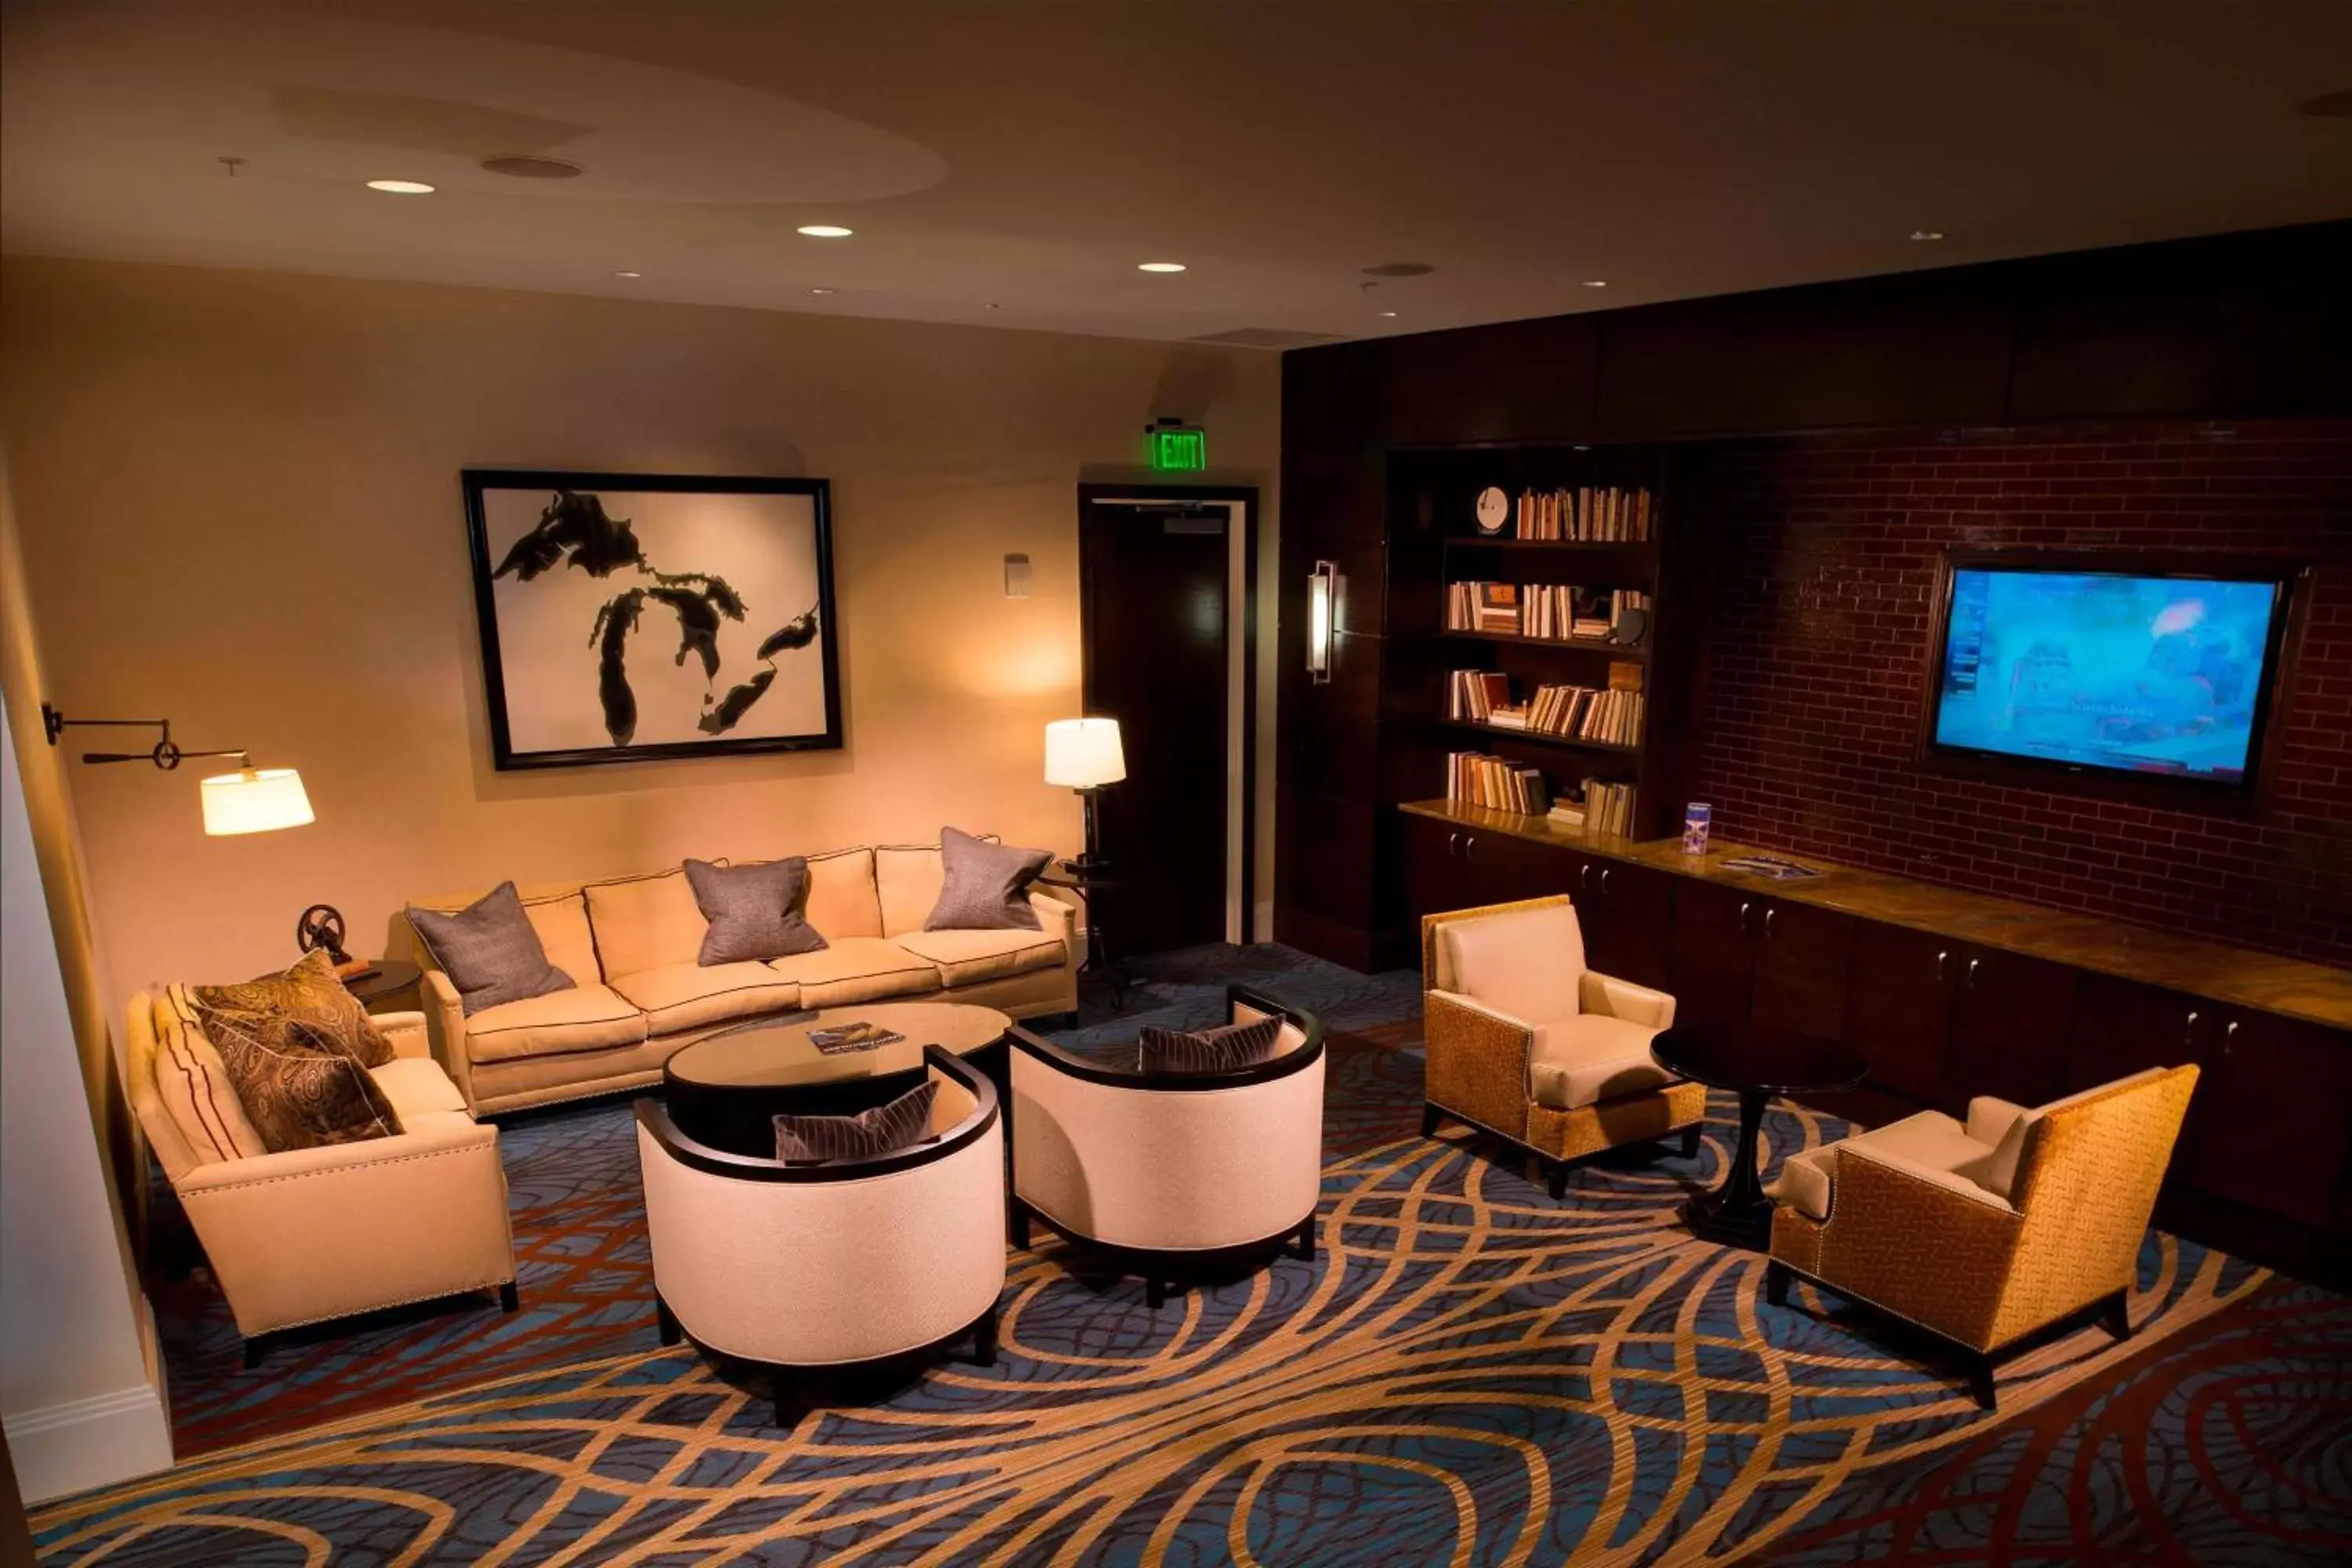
[1076,481,1261,945]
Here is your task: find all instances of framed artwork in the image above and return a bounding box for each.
[462,469,841,770]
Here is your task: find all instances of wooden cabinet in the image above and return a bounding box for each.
[1665,881,1852,1036]
[2177,1008,2352,1232]
[2064,975,2202,1092]
[1665,880,1758,1028]
[1582,859,1673,993]
[1399,813,1540,928]
[1844,924,1957,1109]
[1946,946,2076,1111]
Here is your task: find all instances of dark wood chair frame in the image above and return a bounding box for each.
[1006,985,1326,1308]
[636,1045,1006,1428]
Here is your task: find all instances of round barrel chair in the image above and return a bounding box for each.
[635,1044,1005,1428]
[1007,985,1326,1308]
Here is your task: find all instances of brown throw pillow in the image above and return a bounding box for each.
[407,882,574,1015]
[924,826,1052,931]
[773,1079,938,1163]
[191,949,403,1153]
[1138,1015,1284,1076]
[685,857,829,964]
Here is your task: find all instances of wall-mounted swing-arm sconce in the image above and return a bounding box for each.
[41,702,314,837]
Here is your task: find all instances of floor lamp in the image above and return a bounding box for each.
[1044,717,1126,1001]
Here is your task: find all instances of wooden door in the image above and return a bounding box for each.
[1452,827,1530,909]
[1665,880,1758,1029]
[1749,900,1853,1040]
[1844,922,1957,1109]
[1946,946,2076,1109]
[1400,814,1470,929]
[2064,975,2203,1093]
[1584,859,1674,993]
[2178,1011,2352,1231]
[1082,496,1234,954]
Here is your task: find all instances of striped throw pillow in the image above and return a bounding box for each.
[1138,1015,1284,1076]
[155,989,269,1163]
[773,1079,938,1163]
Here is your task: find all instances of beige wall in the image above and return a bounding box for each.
[0,256,1279,994]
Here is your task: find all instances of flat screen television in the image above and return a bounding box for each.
[1926,554,2297,794]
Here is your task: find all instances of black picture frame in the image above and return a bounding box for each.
[463,468,843,771]
[1916,547,2307,812]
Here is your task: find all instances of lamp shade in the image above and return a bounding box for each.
[200,768,315,837]
[1044,718,1125,789]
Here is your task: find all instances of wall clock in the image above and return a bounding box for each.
[1475,485,1510,535]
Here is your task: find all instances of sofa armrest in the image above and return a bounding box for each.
[418,968,479,1109]
[1965,1095,2032,1148]
[1028,888,1076,949]
[376,1010,430,1060]
[1423,989,1534,1138]
[172,1120,515,1337]
[1579,971,1676,1030]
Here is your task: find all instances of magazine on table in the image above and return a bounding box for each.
[807,1019,907,1054]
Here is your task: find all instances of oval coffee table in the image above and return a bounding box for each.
[664,1001,1012,1158]
[1650,1020,1867,1250]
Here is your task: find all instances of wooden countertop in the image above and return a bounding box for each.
[1400,799,2352,1031]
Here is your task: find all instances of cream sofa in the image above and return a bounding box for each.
[408,840,1080,1116]
[126,993,519,1364]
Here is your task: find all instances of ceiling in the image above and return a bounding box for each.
[5,0,2350,344]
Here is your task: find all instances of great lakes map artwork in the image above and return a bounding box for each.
[463,472,840,769]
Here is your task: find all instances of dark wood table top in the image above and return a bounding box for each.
[1650,1019,1868,1098]
[664,1001,1011,1094]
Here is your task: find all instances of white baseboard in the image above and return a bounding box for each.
[5,1381,173,1504]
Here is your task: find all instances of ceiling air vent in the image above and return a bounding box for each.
[1188,328,1351,350]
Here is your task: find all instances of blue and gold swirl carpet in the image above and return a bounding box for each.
[34,946,2350,1565]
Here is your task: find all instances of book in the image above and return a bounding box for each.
[807,1020,906,1054]
[1446,751,1552,814]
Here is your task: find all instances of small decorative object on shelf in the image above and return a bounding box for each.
[1683,802,1711,855]
[1474,485,1511,535]
[296,903,364,975]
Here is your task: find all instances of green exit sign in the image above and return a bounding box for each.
[1149,425,1207,471]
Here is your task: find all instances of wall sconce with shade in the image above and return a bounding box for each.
[1307,560,1338,684]
[41,703,314,835]
[1044,717,1124,873]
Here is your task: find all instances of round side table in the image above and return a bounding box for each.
[1650,1020,1867,1249]
[341,958,423,1015]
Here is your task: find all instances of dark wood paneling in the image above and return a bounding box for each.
[1946,946,2075,1109]
[1276,789,1377,929]
[1845,923,1957,1107]
[1595,269,2016,438]
[1666,880,1759,1029]
[2007,223,2352,420]
[1749,899,1853,1040]
[2178,1009,2352,1232]
[1386,316,1599,448]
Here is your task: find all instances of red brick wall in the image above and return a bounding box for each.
[1687,417,2352,967]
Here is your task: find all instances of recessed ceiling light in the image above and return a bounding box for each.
[365,179,434,194]
[809,287,835,295]
[1580,279,1608,288]
[612,270,642,278]
[1377,310,1398,318]
[1138,261,1187,274]
[797,224,854,238]
[1911,229,1947,241]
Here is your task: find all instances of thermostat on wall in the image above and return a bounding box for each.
[1004,554,1033,597]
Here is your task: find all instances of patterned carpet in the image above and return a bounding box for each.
[41,945,2352,1565]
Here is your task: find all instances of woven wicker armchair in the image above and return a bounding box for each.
[1421,896,1705,1196]
[1766,1065,2199,1408]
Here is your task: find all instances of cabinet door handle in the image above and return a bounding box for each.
[1965,956,1980,989]
[1579,862,1592,891]
[1447,831,1459,857]
[1600,867,1612,894]
[1463,835,1475,861]
[1936,950,1949,982]
[2183,1010,2199,1048]
[2222,1018,2238,1057]
[1763,906,1777,937]
[1738,900,1753,931]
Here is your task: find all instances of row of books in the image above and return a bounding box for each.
[1446,752,1551,815]
[1446,670,1512,723]
[1548,780,1637,837]
[1446,582,1650,641]
[1508,485,1653,542]
[1524,683,1645,745]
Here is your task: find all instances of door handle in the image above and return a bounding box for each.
[1965,956,1980,989]
[1463,835,1475,861]
[1738,900,1752,932]
[1600,867,1612,894]
[2183,1010,2198,1049]
[1579,862,1592,891]
[2222,1018,2238,1057]
[1447,831,1460,858]
[1936,949,1948,982]
[1763,906,1776,937]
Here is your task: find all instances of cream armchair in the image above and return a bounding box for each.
[1766,1065,2199,1407]
[636,1046,1006,1430]
[1007,986,1325,1308]
[1421,896,1704,1197]
[128,990,519,1366]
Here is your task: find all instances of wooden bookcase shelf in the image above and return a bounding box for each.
[1436,717,1641,757]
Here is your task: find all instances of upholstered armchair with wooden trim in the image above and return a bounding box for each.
[636,1046,1005,1430]
[1007,985,1324,1308]
[1421,896,1704,1196]
[1765,1065,2198,1408]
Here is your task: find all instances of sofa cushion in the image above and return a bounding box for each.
[875,844,948,937]
[583,867,707,980]
[804,847,883,940]
[766,938,939,1007]
[1770,1109,2003,1222]
[685,858,827,965]
[1438,903,1586,1029]
[521,892,601,990]
[153,989,268,1163]
[608,961,801,1036]
[894,927,1064,988]
[1526,1014,1671,1110]
[926,827,1052,931]
[368,1056,471,1121]
[408,884,575,1015]
[465,983,649,1064]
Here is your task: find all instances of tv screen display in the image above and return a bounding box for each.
[1931,564,2285,787]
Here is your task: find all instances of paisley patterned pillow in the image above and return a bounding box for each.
[189,949,402,1153]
